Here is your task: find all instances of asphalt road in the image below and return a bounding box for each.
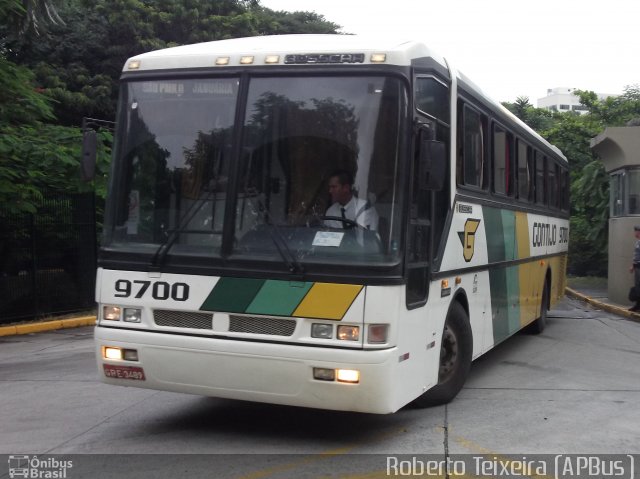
[1,296,639,478]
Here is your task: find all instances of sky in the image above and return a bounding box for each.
[259,0,639,104]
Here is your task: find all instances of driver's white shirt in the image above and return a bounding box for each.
[325,196,378,231]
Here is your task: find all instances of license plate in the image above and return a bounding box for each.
[103,364,146,381]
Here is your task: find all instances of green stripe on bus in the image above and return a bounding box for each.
[489,268,510,343]
[501,209,517,261]
[200,277,265,313]
[490,265,522,344]
[484,207,505,263]
[505,265,521,334]
[484,207,517,262]
[245,280,313,316]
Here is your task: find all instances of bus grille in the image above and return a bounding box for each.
[154,310,213,329]
[229,315,296,336]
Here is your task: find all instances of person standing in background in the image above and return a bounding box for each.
[629,225,640,311]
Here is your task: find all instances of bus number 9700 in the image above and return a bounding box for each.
[114,279,189,301]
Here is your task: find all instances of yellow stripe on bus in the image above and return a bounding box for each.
[293,283,363,320]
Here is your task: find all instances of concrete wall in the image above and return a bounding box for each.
[608,217,637,304]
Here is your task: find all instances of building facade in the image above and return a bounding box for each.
[590,126,640,305]
[538,87,616,115]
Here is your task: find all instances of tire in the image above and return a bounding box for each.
[526,280,549,335]
[412,302,472,408]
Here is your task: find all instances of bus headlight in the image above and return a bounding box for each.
[103,347,123,360]
[311,323,333,339]
[102,347,139,362]
[313,368,335,381]
[367,324,389,343]
[124,308,142,323]
[103,306,122,321]
[336,369,360,383]
[337,325,359,341]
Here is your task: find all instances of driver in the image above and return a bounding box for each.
[324,170,378,231]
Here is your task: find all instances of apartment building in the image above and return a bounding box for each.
[537,87,617,114]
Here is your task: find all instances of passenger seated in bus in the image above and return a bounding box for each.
[324,170,379,231]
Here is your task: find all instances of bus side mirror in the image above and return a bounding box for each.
[81,129,97,181]
[419,137,446,191]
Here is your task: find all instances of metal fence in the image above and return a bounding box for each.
[0,192,97,324]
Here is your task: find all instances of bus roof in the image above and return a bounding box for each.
[123,34,447,71]
[123,34,566,163]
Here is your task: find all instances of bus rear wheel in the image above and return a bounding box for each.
[412,302,472,408]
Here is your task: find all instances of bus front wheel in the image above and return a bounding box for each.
[411,302,472,408]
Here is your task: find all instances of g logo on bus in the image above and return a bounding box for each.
[458,219,481,262]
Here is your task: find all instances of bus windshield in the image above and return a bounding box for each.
[105,75,406,268]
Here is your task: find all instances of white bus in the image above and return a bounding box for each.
[92,35,569,414]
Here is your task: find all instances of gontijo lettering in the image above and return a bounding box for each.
[532,222,570,247]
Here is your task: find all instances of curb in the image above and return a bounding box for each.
[565,287,640,323]
[0,316,96,338]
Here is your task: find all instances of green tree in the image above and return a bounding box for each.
[505,86,640,275]
[502,96,555,132]
[0,0,112,215]
[5,0,341,125]
[549,86,640,275]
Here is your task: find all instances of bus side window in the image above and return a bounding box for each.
[492,124,513,196]
[516,140,530,201]
[534,152,547,205]
[548,162,559,209]
[561,168,570,211]
[458,104,488,190]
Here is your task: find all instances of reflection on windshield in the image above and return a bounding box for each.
[235,76,404,265]
[104,75,405,267]
[107,79,239,256]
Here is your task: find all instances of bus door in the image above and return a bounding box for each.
[406,76,451,307]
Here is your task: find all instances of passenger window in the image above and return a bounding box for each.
[535,153,547,205]
[517,140,530,201]
[548,162,559,208]
[460,105,487,189]
[561,169,570,211]
[493,125,513,196]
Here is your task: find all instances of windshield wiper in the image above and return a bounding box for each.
[150,190,214,271]
[243,192,304,276]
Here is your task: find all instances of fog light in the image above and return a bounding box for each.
[368,324,389,343]
[103,347,122,360]
[103,306,121,321]
[337,325,359,341]
[123,349,139,361]
[311,323,333,339]
[124,308,142,323]
[313,368,335,381]
[336,369,360,383]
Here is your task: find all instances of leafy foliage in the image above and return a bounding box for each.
[0,124,112,215]
[0,56,53,125]
[4,0,340,125]
[503,86,640,276]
